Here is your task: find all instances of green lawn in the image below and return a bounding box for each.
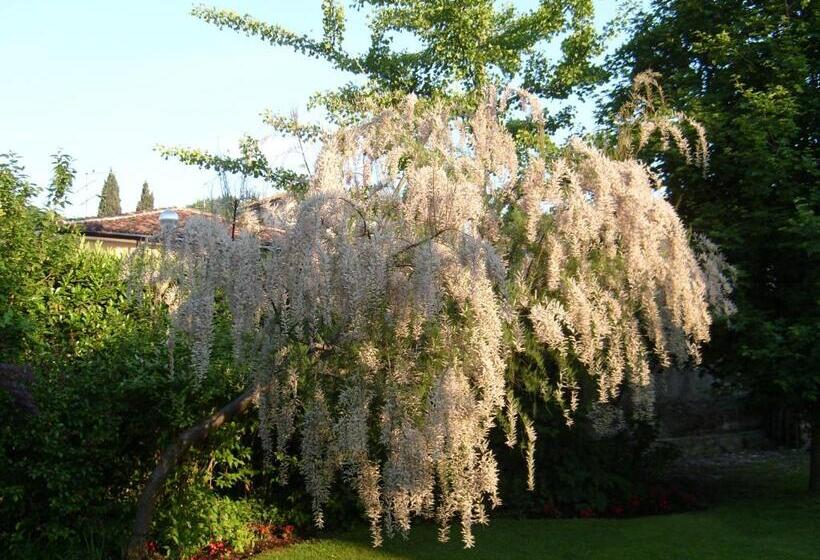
[255,453,820,560]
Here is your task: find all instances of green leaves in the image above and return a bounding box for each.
[194,1,607,120]
[157,139,309,195]
[610,0,820,416]
[191,5,359,73]
[47,150,75,209]
[262,111,323,143]
[322,0,346,52]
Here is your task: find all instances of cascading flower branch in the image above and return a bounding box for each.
[130,76,733,549]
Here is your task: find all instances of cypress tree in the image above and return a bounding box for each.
[136,181,155,212]
[97,171,122,217]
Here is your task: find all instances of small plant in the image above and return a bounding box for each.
[191,540,233,560]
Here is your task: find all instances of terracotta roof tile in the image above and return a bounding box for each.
[69,208,220,238]
[69,208,284,245]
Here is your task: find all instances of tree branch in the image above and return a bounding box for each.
[392,228,453,259]
[339,197,371,239]
[124,381,268,559]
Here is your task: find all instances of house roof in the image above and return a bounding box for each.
[68,207,285,245]
[68,208,217,240]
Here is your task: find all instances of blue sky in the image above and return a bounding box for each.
[1,1,626,217]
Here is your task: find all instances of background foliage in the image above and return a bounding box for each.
[608,0,819,444]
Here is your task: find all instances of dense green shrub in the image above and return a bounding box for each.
[495,410,679,517]
[1,157,171,556]
[156,470,267,558]
[151,418,311,559]
[0,156,305,559]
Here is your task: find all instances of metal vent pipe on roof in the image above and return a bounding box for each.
[159,209,179,230]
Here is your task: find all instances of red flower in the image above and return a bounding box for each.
[579,507,595,518]
[192,540,233,560]
[609,504,624,516]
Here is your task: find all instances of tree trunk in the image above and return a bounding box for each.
[124,383,261,559]
[231,197,239,241]
[810,417,820,494]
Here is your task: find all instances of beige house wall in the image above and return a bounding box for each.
[80,236,140,255]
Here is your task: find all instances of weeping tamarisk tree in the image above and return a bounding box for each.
[125,76,733,557]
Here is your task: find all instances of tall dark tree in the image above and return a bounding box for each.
[609,0,819,491]
[136,181,154,212]
[97,171,122,217]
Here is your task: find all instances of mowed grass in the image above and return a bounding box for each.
[255,453,820,560]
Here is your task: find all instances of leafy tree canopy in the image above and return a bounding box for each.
[163,1,613,191]
[193,0,605,103]
[608,0,819,487]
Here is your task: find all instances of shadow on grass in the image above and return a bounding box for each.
[257,452,820,560]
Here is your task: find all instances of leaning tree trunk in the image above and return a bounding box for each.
[810,417,820,494]
[124,383,262,559]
